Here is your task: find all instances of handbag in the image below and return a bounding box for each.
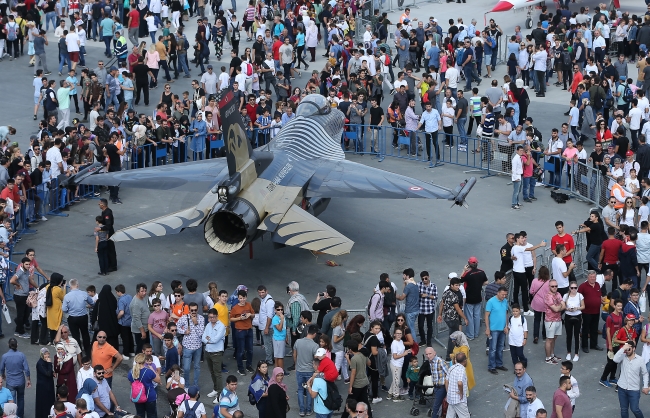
[640,292,647,313]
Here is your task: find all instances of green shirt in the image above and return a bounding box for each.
[56,87,71,109]
[162,28,170,47]
[350,352,369,388]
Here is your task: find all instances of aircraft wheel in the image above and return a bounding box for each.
[525,17,533,29]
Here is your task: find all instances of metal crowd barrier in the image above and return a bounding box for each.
[1,260,48,303]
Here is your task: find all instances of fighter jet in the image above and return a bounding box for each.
[76,92,476,256]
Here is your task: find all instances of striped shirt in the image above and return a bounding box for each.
[418,282,438,315]
[245,6,255,22]
[218,389,240,418]
[428,356,448,387]
[470,96,482,117]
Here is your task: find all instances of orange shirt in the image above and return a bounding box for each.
[91,341,118,377]
[170,302,189,322]
[230,302,253,330]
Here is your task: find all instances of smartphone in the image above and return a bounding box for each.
[173,370,180,379]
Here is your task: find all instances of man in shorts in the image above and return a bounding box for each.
[543,279,566,365]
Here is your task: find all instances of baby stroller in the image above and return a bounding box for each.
[410,375,435,416]
[166,387,190,418]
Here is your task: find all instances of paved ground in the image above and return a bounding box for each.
[2,0,650,416]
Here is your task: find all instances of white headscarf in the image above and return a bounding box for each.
[308,20,318,36]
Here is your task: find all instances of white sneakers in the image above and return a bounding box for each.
[524,310,534,316]
[565,353,572,360]
[372,397,382,404]
[573,355,579,362]
[207,390,219,398]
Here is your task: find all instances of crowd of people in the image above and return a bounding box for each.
[1,0,650,417]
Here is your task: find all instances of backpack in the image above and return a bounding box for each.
[366,292,380,316]
[622,84,633,103]
[319,380,343,411]
[182,400,200,418]
[562,51,571,67]
[592,88,604,109]
[130,374,148,403]
[509,315,524,328]
[245,62,253,76]
[6,22,17,41]
[247,384,257,405]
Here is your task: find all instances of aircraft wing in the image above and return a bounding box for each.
[305,160,476,204]
[79,159,229,192]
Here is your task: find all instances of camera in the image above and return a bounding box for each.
[286,286,291,294]
[318,292,325,297]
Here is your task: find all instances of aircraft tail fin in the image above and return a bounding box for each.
[217,91,253,177]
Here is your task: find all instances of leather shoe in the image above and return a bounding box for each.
[582,347,589,353]
[496,366,508,371]
[488,369,498,375]
[591,345,604,351]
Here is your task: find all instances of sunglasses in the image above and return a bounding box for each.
[550,285,558,288]
[570,287,577,289]
[190,309,198,313]
[276,308,284,311]
[153,304,161,307]
[97,336,107,339]
[396,319,404,322]
[175,295,183,297]
[96,371,105,375]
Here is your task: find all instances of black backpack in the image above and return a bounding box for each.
[319,380,343,411]
[562,51,571,67]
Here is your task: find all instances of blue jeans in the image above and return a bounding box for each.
[135,401,158,418]
[431,385,447,418]
[296,371,313,413]
[490,51,498,70]
[457,117,467,141]
[105,92,119,111]
[522,176,535,199]
[182,346,201,386]
[149,31,156,44]
[46,11,56,31]
[512,180,522,206]
[618,387,644,418]
[464,303,482,339]
[235,328,253,370]
[92,17,101,39]
[177,52,190,76]
[405,312,418,339]
[79,45,86,66]
[488,330,506,370]
[58,52,71,73]
[586,244,601,271]
[103,35,112,56]
[316,414,333,418]
[7,383,25,418]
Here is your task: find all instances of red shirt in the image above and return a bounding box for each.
[550,388,572,418]
[521,154,533,177]
[606,312,623,349]
[128,52,139,72]
[245,103,258,118]
[127,9,140,28]
[615,326,637,344]
[551,233,575,263]
[272,40,282,61]
[0,186,20,205]
[601,238,622,264]
[577,281,601,314]
[318,356,338,382]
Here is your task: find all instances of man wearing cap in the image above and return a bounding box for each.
[178,386,207,418]
[461,256,489,340]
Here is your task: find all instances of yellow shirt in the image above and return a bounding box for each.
[420,81,430,98]
[215,303,230,335]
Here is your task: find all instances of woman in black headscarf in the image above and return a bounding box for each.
[137,0,149,38]
[91,285,120,349]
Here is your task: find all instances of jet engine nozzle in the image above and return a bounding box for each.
[204,198,261,254]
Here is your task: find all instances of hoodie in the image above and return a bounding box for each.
[618,242,638,279]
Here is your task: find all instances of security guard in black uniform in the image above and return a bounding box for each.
[499,233,515,273]
[97,198,117,272]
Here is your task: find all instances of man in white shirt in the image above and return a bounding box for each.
[544,129,564,189]
[239,59,254,94]
[360,51,377,76]
[511,145,524,209]
[593,29,606,64]
[532,44,548,97]
[218,66,230,91]
[65,28,80,71]
[45,138,64,178]
[54,20,67,38]
[525,387,545,418]
[627,98,644,150]
[200,65,218,95]
[445,65,460,96]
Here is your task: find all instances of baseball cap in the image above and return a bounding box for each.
[622,279,634,286]
[207,64,213,69]
[626,150,634,157]
[433,18,438,22]
[448,272,458,279]
[109,66,118,71]
[187,385,199,397]
[468,256,478,264]
[343,41,349,47]
[315,348,327,357]
[626,313,636,320]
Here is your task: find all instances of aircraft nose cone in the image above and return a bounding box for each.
[490,0,513,12]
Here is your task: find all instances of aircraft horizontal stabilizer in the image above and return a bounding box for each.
[270,205,353,256]
[111,193,220,242]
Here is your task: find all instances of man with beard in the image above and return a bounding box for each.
[92,364,123,416]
